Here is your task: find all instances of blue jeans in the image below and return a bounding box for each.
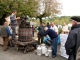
[52,36,58,56]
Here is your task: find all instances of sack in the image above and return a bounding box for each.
[43,36,51,43]
[45,40,52,46]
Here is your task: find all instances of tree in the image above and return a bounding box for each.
[0,0,39,25]
[37,0,62,24]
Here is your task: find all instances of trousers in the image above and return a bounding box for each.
[52,36,58,56]
[3,37,9,51]
[38,35,44,44]
[11,26,16,40]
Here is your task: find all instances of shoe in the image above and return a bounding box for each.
[7,47,9,49]
[52,55,56,58]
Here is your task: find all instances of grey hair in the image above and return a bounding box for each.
[44,27,48,31]
[76,22,80,24]
[12,10,17,13]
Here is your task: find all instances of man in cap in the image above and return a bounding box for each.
[65,16,80,60]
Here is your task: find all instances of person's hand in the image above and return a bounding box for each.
[36,31,38,34]
[16,17,20,20]
[46,35,48,38]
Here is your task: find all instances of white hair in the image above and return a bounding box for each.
[76,22,80,24]
[44,27,48,31]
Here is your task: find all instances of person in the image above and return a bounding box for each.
[10,10,20,41]
[65,16,80,60]
[0,22,12,51]
[32,25,35,37]
[5,15,10,25]
[37,22,45,44]
[47,22,51,28]
[44,27,58,58]
[50,22,60,44]
[43,35,51,46]
[62,23,68,34]
[50,22,58,34]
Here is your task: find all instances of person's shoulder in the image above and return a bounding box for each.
[71,28,80,33]
[1,26,6,28]
[54,25,58,28]
[10,13,14,17]
[48,28,51,30]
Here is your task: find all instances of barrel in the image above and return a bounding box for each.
[18,27,32,42]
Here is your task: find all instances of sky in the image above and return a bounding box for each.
[59,0,80,16]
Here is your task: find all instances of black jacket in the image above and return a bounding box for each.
[65,24,80,60]
[38,26,45,36]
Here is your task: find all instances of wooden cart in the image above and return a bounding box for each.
[16,20,38,53]
[15,40,38,53]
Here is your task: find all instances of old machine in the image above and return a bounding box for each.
[16,17,38,53]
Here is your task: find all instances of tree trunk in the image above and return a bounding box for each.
[0,14,7,25]
[39,17,42,25]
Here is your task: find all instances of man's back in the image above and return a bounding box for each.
[10,13,17,26]
[1,26,8,37]
[38,26,45,36]
[45,29,58,39]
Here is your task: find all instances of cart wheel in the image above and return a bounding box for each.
[24,50,27,54]
[16,45,20,50]
[24,46,28,54]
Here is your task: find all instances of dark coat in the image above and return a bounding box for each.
[76,47,80,60]
[44,29,58,39]
[38,26,45,36]
[65,24,80,60]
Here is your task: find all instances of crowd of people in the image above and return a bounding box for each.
[36,21,69,58]
[0,10,20,51]
[0,10,80,60]
[36,16,80,60]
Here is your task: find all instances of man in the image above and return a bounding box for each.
[37,22,45,44]
[62,22,68,34]
[32,25,35,37]
[10,10,20,41]
[44,27,58,58]
[1,22,12,51]
[50,22,60,44]
[50,22,58,34]
[65,16,80,60]
[47,22,51,28]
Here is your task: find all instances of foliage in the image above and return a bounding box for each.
[0,0,40,25]
[53,16,71,25]
[34,16,71,25]
[37,0,62,24]
[0,0,39,18]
